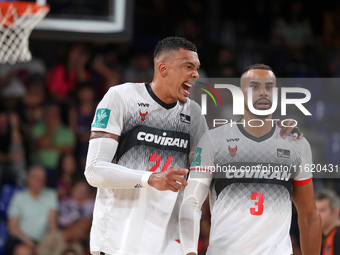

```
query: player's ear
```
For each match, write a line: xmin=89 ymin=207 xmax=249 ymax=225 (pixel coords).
xmin=158 ymin=62 xmax=167 ymax=77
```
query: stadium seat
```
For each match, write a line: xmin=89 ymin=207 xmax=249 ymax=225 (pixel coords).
xmin=0 ymin=220 xmax=7 ymax=255
xmin=0 ymin=185 xmax=23 ymax=221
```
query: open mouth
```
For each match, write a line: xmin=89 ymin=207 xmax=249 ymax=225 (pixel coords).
xmin=182 ymin=82 xmax=192 ymax=96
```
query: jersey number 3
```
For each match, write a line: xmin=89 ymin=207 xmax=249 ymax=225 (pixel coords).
xmin=149 ymin=154 xmax=174 ymax=172
xmin=250 ymin=192 xmax=264 ymax=215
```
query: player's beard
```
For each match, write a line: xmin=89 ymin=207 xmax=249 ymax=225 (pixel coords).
xmin=245 ymin=97 xmax=272 ymax=119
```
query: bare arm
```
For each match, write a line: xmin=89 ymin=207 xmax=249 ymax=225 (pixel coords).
xmin=292 ymin=182 xmax=321 ymax=255
xmin=8 ymin=217 xmax=35 ymax=247
xmin=48 ymin=210 xmax=57 ymax=231
xmin=90 ymin=131 xmax=119 ymax=141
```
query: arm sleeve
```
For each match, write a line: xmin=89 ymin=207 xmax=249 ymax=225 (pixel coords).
xmin=84 ymin=138 xmax=152 ymax=189
xmin=179 ymin=130 xmax=214 ymax=254
xmin=179 ymin=178 xmax=211 ymax=254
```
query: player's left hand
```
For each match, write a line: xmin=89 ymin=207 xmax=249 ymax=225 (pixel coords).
xmin=277 ymin=119 xmax=303 ymax=141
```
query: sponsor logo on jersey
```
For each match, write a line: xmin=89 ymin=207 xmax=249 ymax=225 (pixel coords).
xmin=224 ymin=168 xmax=291 ymax=181
xmin=228 ymin=146 xmax=237 ymax=157
xmin=134 ymin=184 xmax=142 ymax=188
xmin=140 ymin=111 xmax=148 ymax=121
xmin=192 ymin=147 xmax=202 ymax=166
xmin=92 ymin=108 xmax=111 ymax=128
xmin=226 ymin=138 xmax=239 ymax=142
xmin=180 ymin=113 xmax=191 ymax=124
xmin=277 ymin=149 xmax=290 ymax=159
xmin=137 ymin=131 xmax=188 ymax=148
xmin=116 ymin=126 xmax=190 ymax=161
xmin=138 ymin=102 xmax=150 ymax=107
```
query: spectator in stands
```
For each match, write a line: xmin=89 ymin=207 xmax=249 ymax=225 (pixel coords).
xmin=31 ymin=102 xmax=75 ymax=187
xmin=5 ymin=166 xmax=58 ymax=254
xmin=0 ymin=106 xmax=26 ymax=186
xmin=91 ymin=47 xmax=122 ymax=95
xmin=272 ymin=1 xmax=316 ymax=76
xmin=46 ymin=43 xmax=92 ymax=102
xmin=123 ymin=50 xmax=154 ymax=83
xmin=36 ymin=218 xmax=90 ymax=255
xmin=56 ymin=153 xmax=78 ymax=201
xmin=272 ymin=1 xmax=313 ymax=51
xmin=19 ymin=74 xmax=47 ymax=127
xmin=315 ymin=189 xmax=340 ymax=255
xmin=58 ymin=178 xmax=94 ymax=228
xmin=68 ymin=84 xmax=96 ymax=170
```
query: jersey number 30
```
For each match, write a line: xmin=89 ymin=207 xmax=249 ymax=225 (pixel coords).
xmin=250 ymin=192 xmax=264 ymax=215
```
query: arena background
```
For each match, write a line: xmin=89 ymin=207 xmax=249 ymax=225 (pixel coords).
xmin=0 ymin=0 xmax=340 ymax=254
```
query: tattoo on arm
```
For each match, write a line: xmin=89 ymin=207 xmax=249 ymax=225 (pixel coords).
xmin=90 ymin=132 xmax=120 ymax=142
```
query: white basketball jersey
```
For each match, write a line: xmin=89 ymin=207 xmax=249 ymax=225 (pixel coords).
xmin=190 ymin=123 xmax=312 ymax=255
xmin=90 ymin=82 xmax=207 ymax=255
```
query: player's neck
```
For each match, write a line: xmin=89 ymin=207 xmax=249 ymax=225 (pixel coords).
xmin=242 ymin=113 xmax=273 ymax=138
xmin=149 ymin=81 xmax=177 ymax=105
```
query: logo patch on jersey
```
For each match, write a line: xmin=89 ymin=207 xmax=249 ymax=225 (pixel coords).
xmin=138 ymin=102 xmax=149 ymax=107
xmin=277 ymin=149 xmax=290 ymax=158
xmin=192 ymin=147 xmax=202 ymax=166
xmin=92 ymin=108 xmax=110 ymax=128
xmin=180 ymin=113 xmax=191 ymax=124
xmin=140 ymin=111 xmax=148 ymax=121
xmin=226 ymin=138 xmax=239 ymax=142
xmin=228 ymin=146 xmax=237 ymax=157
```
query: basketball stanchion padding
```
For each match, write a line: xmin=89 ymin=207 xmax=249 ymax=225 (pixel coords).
xmin=0 ymin=1 xmax=49 ymax=64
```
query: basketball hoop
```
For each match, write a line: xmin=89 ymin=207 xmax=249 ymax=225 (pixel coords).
xmin=0 ymin=2 xmax=49 ymax=64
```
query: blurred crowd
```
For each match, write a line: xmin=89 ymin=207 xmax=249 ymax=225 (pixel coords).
xmin=0 ymin=0 xmax=340 ymax=254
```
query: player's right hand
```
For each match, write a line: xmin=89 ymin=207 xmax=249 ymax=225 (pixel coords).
xmin=148 ymin=168 xmax=189 ymax=192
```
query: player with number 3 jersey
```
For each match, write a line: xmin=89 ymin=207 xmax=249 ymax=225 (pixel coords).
xmin=179 ymin=64 xmax=321 ymax=255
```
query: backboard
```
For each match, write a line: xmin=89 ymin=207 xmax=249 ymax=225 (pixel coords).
xmin=29 ymin=0 xmax=133 ymax=41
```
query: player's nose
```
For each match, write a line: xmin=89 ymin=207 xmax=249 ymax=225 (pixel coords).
xmin=192 ymin=69 xmax=199 ymax=79
xmin=259 ymin=86 xmax=268 ymax=97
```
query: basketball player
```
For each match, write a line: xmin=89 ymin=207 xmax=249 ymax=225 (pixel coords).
xmin=84 ymin=37 xmax=208 ymax=255
xmin=179 ymin=64 xmax=321 ymax=255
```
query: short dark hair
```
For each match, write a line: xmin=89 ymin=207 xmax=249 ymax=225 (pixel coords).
xmin=154 ymin=36 xmax=197 ymax=58
xmin=315 ymin=189 xmax=340 ymax=211
xmin=242 ymin=63 xmax=273 ymax=76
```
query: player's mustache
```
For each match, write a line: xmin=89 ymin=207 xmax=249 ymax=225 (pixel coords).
xmin=253 ymin=97 xmax=272 ymax=107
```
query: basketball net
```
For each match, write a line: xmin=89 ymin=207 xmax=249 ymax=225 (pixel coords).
xmin=0 ymin=2 xmax=49 ymax=64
